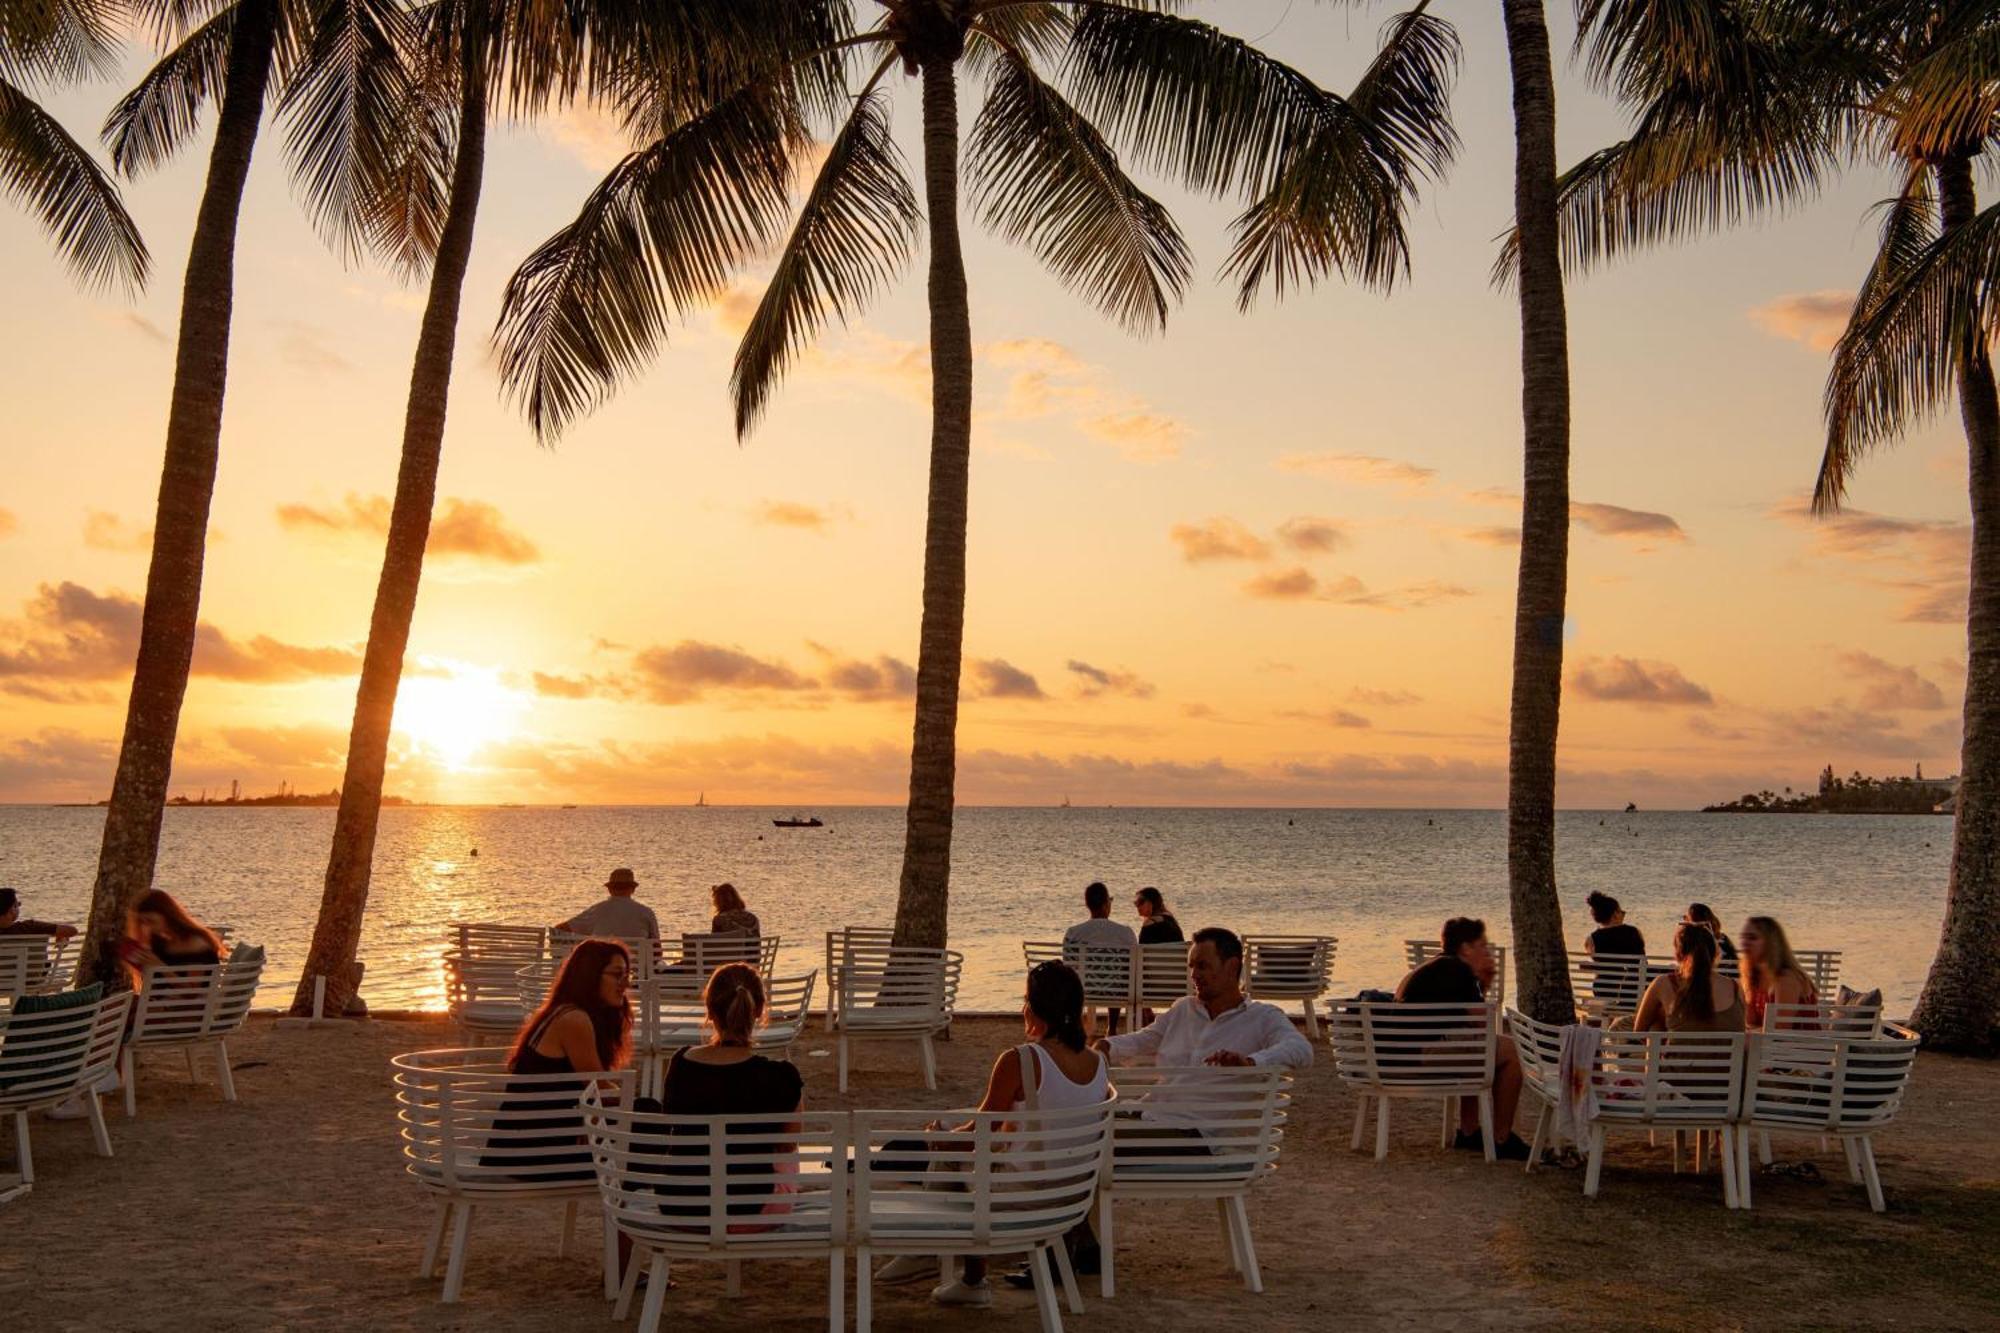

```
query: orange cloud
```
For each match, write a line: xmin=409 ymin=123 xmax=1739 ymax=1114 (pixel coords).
xmin=753 ymin=500 xmax=845 ymax=533
xmin=631 ymin=641 xmax=815 ymax=704
xmin=1171 ymin=518 xmax=1271 ymax=563
xmin=1065 ymin=660 xmax=1155 ymax=699
xmin=277 ymin=494 xmax=539 ymax=564
xmin=1276 ymin=453 xmax=1435 ymax=488
xmin=1244 ymin=566 xmax=1319 ymax=600
xmin=1569 ymin=501 xmax=1687 ymax=543
xmin=1570 ymin=656 xmax=1714 ymax=707
xmin=0 ymin=508 xmax=16 ymax=539
xmin=1748 ymin=289 xmax=1853 ymax=352
xmin=969 ymin=658 xmax=1045 ymax=700
xmin=1277 ymin=516 xmax=1347 ymax=553
xmin=1838 ymin=651 xmax=1947 ymax=711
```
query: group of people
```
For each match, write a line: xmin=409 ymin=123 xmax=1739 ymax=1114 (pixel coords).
xmin=554 ymin=869 xmax=762 ymax=943
xmin=1580 ymin=890 xmax=1823 ymax=1029
xmin=503 ymin=914 xmax=1311 ymax=1310
xmin=1059 ymin=881 xmax=1186 ymax=949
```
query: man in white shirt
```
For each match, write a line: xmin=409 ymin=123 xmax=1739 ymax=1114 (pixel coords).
xmin=1063 ymin=881 xmax=1137 ymax=1034
xmin=1095 ymin=926 xmax=1314 ymax=1070
xmin=1062 ymin=882 xmax=1138 ymax=949
xmin=557 ymin=867 xmax=660 ymax=940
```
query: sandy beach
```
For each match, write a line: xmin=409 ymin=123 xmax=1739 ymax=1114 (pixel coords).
xmin=5 ymin=1012 xmax=1997 ymax=1331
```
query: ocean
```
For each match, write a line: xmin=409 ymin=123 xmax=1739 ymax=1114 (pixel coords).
xmin=0 ymin=805 xmax=1953 ymax=1013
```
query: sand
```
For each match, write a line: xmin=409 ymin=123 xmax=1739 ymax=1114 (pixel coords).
xmin=4 ymin=1013 xmax=1998 ymax=1331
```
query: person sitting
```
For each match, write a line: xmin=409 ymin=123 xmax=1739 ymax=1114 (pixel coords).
xmin=119 ymin=889 xmax=224 ymax=975
xmin=1133 ymin=886 xmax=1183 ymax=943
xmin=1635 ymin=924 xmax=1744 ymax=1033
xmin=708 ymin=883 xmax=761 ymax=937
xmin=1684 ymin=903 xmax=1737 ymax=962
xmin=1740 ymin=915 xmax=1817 ymax=1029
xmin=1583 ymin=891 xmax=1645 ymax=955
xmin=1096 ymin=927 xmax=1311 ymax=1070
xmin=877 ymin=960 xmax=1108 ymax=1305
xmin=1394 ymin=917 xmax=1529 ymax=1162
xmin=0 ymin=887 xmax=77 ymax=940
xmin=1063 ymin=881 xmax=1136 ymax=1036
xmin=556 ymin=867 xmax=659 ymax=941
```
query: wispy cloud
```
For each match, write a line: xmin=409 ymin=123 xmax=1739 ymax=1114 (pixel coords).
xmin=752 ymin=500 xmax=848 ymax=534
xmin=1276 ymin=452 xmax=1436 ymax=488
xmin=1065 ymin=659 xmax=1155 ymax=699
xmin=1769 ymin=496 xmax=1967 ymax=623
xmin=1748 ymin=289 xmax=1853 ymax=352
xmin=1277 ymin=516 xmax=1347 ymax=554
xmin=969 ymin=657 xmax=1045 ymax=700
xmin=1569 ymin=656 xmax=1714 ymax=707
xmin=1170 ymin=517 xmax=1271 ymax=563
xmin=1837 ymin=651 xmax=1948 ymax=711
xmin=278 ymin=494 xmax=540 ymax=564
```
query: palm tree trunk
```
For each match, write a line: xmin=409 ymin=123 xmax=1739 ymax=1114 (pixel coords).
xmin=1911 ymin=152 xmax=2000 ymax=1053
xmin=1501 ymin=0 xmax=1576 ymax=1025
xmin=288 ymin=27 xmax=491 ymax=1016
xmin=78 ymin=0 xmax=278 ymax=989
xmin=892 ymin=56 xmax=973 ymax=951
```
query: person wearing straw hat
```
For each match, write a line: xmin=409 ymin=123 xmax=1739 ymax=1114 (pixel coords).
xmin=557 ymin=868 xmax=660 ymax=940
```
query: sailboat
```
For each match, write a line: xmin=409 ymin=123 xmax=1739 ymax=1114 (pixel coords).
xmin=1059 ymin=795 xmax=1071 ymax=809
xmin=694 ymin=792 xmax=708 ymax=808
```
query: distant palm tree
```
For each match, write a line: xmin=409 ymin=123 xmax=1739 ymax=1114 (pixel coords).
xmin=0 ymin=0 xmax=148 ymax=288
xmin=76 ymin=0 xmax=405 ymax=988
xmin=493 ymin=0 xmax=1457 ymax=948
xmin=288 ymin=1 xmax=837 ymax=1016
xmin=1555 ymin=0 xmax=2000 ymax=1050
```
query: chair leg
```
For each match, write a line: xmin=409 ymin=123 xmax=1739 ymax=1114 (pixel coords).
xmin=1030 ymin=1244 xmax=1063 ymax=1333
xmin=85 ymin=1090 xmax=113 ymax=1158
xmin=1860 ymin=1137 xmax=1886 ymax=1213
xmin=420 ymin=1200 xmax=451 ymax=1278
xmin=1098 ymin=1193 xmax=1116 ymax=1299
xmin=828 ymin=1249 xmax=845 ymax=1333
xmin=1375 ymin=1095 xmax=1391 ymax=1161
xmin=1758 ymin=1129 xmax=1773 ymax=1166
xmin=726 ymin=1259 xmax=742 ymax=1297
xmin=122 ymin=1049 xmax=136 ymax=1119
xmin=1737 ymin=1127 xmax=1753 ymax=1209
xmin=1440 ymin=1097 xmax=1454 ymax=1148
xmin=1584 ymin=1125 xmax=1606 ymax=1198
xmin=1526 ymin=1103 xmax=1549 ymax=1175
xmin=838 ymin=1034 xmax=850 ymax=1094
xmin=1225 ymin=1195 xmax=1263 ymax=1294
xmin=441 ymin=1202 xmax=474 ymax=1303
xmin=215 ymin=1040 xmax=236 ymax=1102
xmin=1672 ymin=1130 xmax=1683 ymax=1175
xmin=12 ymin=1111 xmax=31 ymax=1184
xmin=559 ymin=1200 xmax=576 ymax=1259
xmin=1302 ymin=999 xmax=1319 ymax=1040
xmin=614 ymin=1243 xmax=643 ymax=1319
xmin=1720 ymin=1127 xmax=1740 ymax=1210
xmin=918 ymin=1034 xmax=938 ymax=1091
xmin=1051 ymin=1234 xmax=1084 ymax=1314
xmin=1215 ymin=1198 xmax=1242 ymax=1271
xmin=1351 ymin=1095 xmax=1369 ymax=1152
xmin=856 ymin=1245 xmax=873 ymax=1333
xmin=637 ymin=1252 xmax=670 ymax=1333
xmin=602 ymin=1206 xmax=620 ymax=1300
xmin=1696 ymin=1130 xmax=1707 ymax=1176
xmin=1477 ymin=1092 xmax=1496 ymax=1163
xmin=185 ymin=1048 xmax=199 ymax=1084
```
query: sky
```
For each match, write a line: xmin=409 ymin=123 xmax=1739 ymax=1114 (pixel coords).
xmin=0 ymin=2 xmax=1975 ymax=809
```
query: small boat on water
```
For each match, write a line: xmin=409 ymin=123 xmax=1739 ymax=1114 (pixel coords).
xmin=772 ymin=816 xmax=824 ymax=828
xmin=695 ymin=792 xmax=708 ymax=807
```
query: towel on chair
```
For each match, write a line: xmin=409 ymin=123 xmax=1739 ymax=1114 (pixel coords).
xmin=1554 ymin=1024 xmax=1602 ymax=1148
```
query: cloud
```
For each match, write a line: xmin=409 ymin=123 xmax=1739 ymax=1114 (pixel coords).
xmin=1748 ymin=289 xmax=1853 ymax=352
xmin=1569 ymin=501 xmax=1688 ymax=544
xmin=1277 ymin=516 xmax=1348 ymax=554
xmin=0 ymin=508 xmax=16 ymax=538
xmin=1243 ymin=568 xmax=1471 ymax=609
xmin=1171 ymin=517 xmax=1271 ymax=564
xmin=1244 ymin=566 xmax=1320 ymax=600
xmin=277 ymin=494 xmax=539 ymax=564
xmin=274 ymin=321 xmax=354 ymax=376
xmin=82 ymin=511 xmax=152 ymax=551
xmin=1837 ymin=651 xmax=1947 ymax=711
xmin=1350 ymin=686 xmax=1422 ymax=706
xmin=531 ymin=671 xmax=629 ymax=701
xmin=1769 ymin=497 xmax=1968 ymax=623
xmin=1276 ymin=453 xmax=1436 ymax=488
xmin=630 ymin=641 xmax=815 ymax=704
xmin=969 ymin=658 xmax=1045 ymax=700
xmin=96 ymin=308 xmax=168 ymax=344
xmin=1065 ymin=660 xmax=1155 ymax=699
xmin=541 ymin=101 xmax=638 ymax=171
xmin=807 ymin=643 xmax=916 ymax=701
xmin=1461 ymin=525 xmax=1522 ymax=548
xmin=1277 ymin=708 xmax=1372 ymax=728
xmin=1081 ymin=411 xmax=1185 ymax=463
xmin=981 ymin=338 xmax=1185 ymax=462
xmin=1569 ymin=656 xmax=1714 ymax=707
xmin=215 ymin=724 xmax=347 ymax=768
xmin=753 ymin=500 xmax=846 ymax=534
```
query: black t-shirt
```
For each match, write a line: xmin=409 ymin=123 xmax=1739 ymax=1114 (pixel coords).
xmin=1587 ymin=923 xmax=1647 ymax=955
xmin=1139 ymin=915 xmax=1184 ymax=944
xmin=1396 ymin=954 xmax=1484 ymax=1003
xmin=654 ymin=1050 xmax=805 ymax=1217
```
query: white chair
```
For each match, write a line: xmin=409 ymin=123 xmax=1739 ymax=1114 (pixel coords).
xmin=671 ymin=932 xmax=781 ymax=979
xmin=1243 ymin=935 xmax=1336 ymax=1037
xmin=1763 ymin=1001 xmax=1882 ymax=1036
xmin=1739 ymin=1023 xmax=1918 ymax=1212
xmin=1096 ymin=1065 xmax=1290 ymax=1298
xmin=1577 ymin=1029 xmax=1745 ymax=1207
xmin=444 ymin=952 xmax=530 ymax=1046
xmin=0 ymin=935 xmax=74 ymax=999
xmin=0 ymin=989 xmax=131 ymax=1182
xmin=1023 ymin=940 xmax=1135 ymax=1022
xmin=1565 ymin=951 xmax=1648 ymax=1021
xmin=1131 ymin=941 xmax=1191 ymax=1017
xmin=852 ymin=1099 xmax=1114 ymax=1333
xmin=1793 ymin=949 xmax=1843 ymax=996
xmin=584 ymin=1090 xmax=849 ymax=1332
xmin=834 ymin=943 xmax=961 ymax=1092
xmin=1505 ymin=1008 xmax=1568 ymax=1172
xmin=1402 ymin=939 xmax=1508 ymax=1006
xmin=1329 ymin=1000 xmax=1498 ymax=1161
xmin=824 ymin=927 xmax=896 ymax=1031
xmin=450 ymin=922 xmax=547 ymax=962
xmin=122 ymin=948 xmax=264 ymax=1117
xmin=632 ymin=971 xmax=818 ymax=1096
xmin=390 ymin=1048 xmax=635 ymax=1302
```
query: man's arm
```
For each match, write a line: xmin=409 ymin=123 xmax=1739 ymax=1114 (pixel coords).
xmin=1102 ymin=1002 xmax=1174 ymax=1062
xmin=1245 ymin=1006 xmax=1314 ymax=1069
xmin=0 ymin=918 xmax=75 ymax=939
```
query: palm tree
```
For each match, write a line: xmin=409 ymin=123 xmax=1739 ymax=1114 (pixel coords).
xmin=493 ymin=1 xmax=1457 ymax=948
xmin=286 ymin=0 xmax=836 ymax=1016
xmin=1555 ymin=1 xmax=2000 ymax=1050
xmin=0 ymin=0 xmax=148 ymax=288
xmin=76 ymin=0 xmax=405 ymax=988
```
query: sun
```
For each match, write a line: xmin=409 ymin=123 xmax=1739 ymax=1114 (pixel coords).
xmin=395 ymin=666 xmax=522 ymax=770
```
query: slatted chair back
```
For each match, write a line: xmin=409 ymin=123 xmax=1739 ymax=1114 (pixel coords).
xmin=550 ymin=931 xmax=664 ymax=970
xmin=0 ymin=989 xmax=130 ymax=1110
xmin=1586 ymin=1029 xmax=1744 ymax=1127
xmin=1022 ymin=940 xmax=1135 ymax=1012
xmin=129 ymin=951 xmax=263 ymax=1048
xmin=1739 ymin=1023 xmax=1917 ymax=1212
xmin=674 ymin=932 xmax=781 ymax=978
xmin=450 ymin=922 xmax=547 ymax=962
xmin=1243 ymin=935 xmax=1336 ymax=1035
xmin=1504 ymin=1008 xmax=1569 ymax=1167
xmin=852 ymin=1099 xmax=1115 ymax=1330
xmin=0 ymin=936 xmax=74 ymax=999
xmin=835 ymin=943 xmax=960 ymax=1031
xmin=1793 ymin=949 xmax=1842 ymax=995
xmin=1566 ymin=951 xmax=1650 ymax=1018
xmin=446 ymin=952 xmax=534 ymax=1044
xmin=1132 ymin=941 xmax=1192 ymax=1009
xmin=630 ymin=971 xmax=819 ymax=1091
xmin=1402 ymin=940 xmax=1509 ymax=1006
xmin=824 ymin=926 xmax=895 ymax=1029
xmin=1762 ymin=1001 xmax=1882 ymax=1036
xmin=1329 ymin=1001 xmax=1497 ymax=1095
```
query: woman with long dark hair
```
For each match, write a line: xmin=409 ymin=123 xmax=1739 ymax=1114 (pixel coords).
xmin=1635 ymin=923 xmax=1743 ymax=1033
xmin=120 ymin=888 xmax=224 ymax=979
xmin=509 ymin=937 xmax=633 ymax=1076
xmin=1582 ymin=891 xmax=1645 ymax=955
xmin=1133 ymin=887 xmax=1182 ymax=944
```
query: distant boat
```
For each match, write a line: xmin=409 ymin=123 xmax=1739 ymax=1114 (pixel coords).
xmin=695 ymin=792 xmax=708 ymax=808
xmin=1059 ymin=795 xmax=1071 ymax=809
xmin=561 ymin=803 xmax=576 ymax=810
xmin=1624 ymin=802 xmax=1638 ymax=813
xmin=498 ymin=802 xmax=525 ymax=809
xmin=772 ymin=816 xmax=824 ymax=828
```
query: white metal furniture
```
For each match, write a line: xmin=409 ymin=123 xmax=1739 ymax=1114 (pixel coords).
xmin=1793 ymin=949 xmax=1843 ymax=996
xmin=1329 ymin=1000 xmax=1499 ymax=1161
xmin=852 ymin=1099 xmax=1115 ymax=1333
xmin=1022 ymin=940 xmax=1136 ymax=1018
xmin=1739 ymin=1023 xmax=1918 ymax=1212
xmin=1578 ymin=1029 xmax=1745 ymax=1207
xmin=391 ymin=1048 xmax=635 ymax=1303
xmin=444 ymin=953 xmax=531 ymax=1046
xmin=1096 ymin=1065 xmax=1290 ymax=1297
xmin=1505 ymin=1008 xmax=1568 ymax=1172
xmin=833 ymin=943 xmax=961 ymax=1092
xmin=0 ymin=989 xmax=131 ymax=1182
xmin=1402 ymin=940 xmax=1509 ymax=1007
xmin=584 ymin=1090 xmax=849 ymax=1332
xmin=0 ymin=935 xmax=74 ymax=999
xmin=122 ymin=949 xmax=264 ymax=1117
xmin=450 ymin=922 xmax=547 ymax=962
xmin=1567 ymin=951 xmax=1748 ymax=1022
xmin=1131 ymin=941 xmax=1191 ymax=1015
xmin=824 ymin=927 xmax=896 ymax=1031
xmin=668 ymin=932 xmax=781 ymax=980
xmin=1762 ymin=1001 xmax=1882 ymax=1036
xmin=632 ymin=971 xmax=818 ymax=1096
xmin=1243 ymin=935 xmax=1337 ymax=1037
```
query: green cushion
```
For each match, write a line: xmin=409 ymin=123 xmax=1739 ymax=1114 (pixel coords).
xmin=0 ymin=982 xmax=104 ymax=1091
xmin=12 ymin=981 xmax=103 ymax=1016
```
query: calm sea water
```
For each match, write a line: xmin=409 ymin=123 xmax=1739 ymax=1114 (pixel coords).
xmin=0 ymin=806 xmax=1953 ymax=1013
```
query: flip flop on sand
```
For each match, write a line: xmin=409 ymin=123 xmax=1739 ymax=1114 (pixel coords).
xmin=1768 ymin=1160 xmax=1823 ymax=1183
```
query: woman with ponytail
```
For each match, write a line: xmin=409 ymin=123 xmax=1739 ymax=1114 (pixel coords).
xmin=1635 ymin=923 xmax=1744 ymax=1033
xmin=656 ymin=962 xmax=804 ymax=1116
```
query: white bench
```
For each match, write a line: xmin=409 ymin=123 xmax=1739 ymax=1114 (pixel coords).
xmin=1329 ymin=1000 xmax=1498 ymax=1160
xmin=0 ymin=988 xmax=131 ymax=1182
xmin=834 ymin=943 xmax=961 ymax=1092
xmin=123 ymin=949 xmax=264 ymax=1116
xmin=1740 ymin=1023 xmax=1918 ymax=1212
xmin=1578 ymin=1029 xmax=1745 ymax=1208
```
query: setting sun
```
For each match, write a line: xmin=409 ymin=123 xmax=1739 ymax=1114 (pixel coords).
xmin=394 ymin=667 xmax=522 ymax=770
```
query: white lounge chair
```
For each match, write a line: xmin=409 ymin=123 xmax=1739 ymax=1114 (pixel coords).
xmin=852 ymin=1099 xmax=1114 ymax=1333
xmin=0 ymin=935 xmax=74 ymax=1000
xmin=444 ymin=953 xmax=529 ymax=1046
xmin=1022 ymin=940 xmax=1136 ymax=1022
xmin=0 ymin=988 xmax=131 ymax=1182
xmin=632 ymin=971 xmax=818 ymax=1096
xmin=1131 ymin=941 xmax=1192 ymax=1017
xmin=1402 ymin=939 xmax=1508 ymax=1006
xmin=584 ymin=1090 xmax=850 ymax=1332
xmin=1096 ymin=1065 xmax=1290 ymax=1297
xmin=1739 ymin=1023 xmax=1918 ymax=1212
xmin=1505 ymin=1008 xmax=1568 ymax=1171
xmin=1578 ymin=1029 xmax=1745 ymax=1207
xmin=122 ymin=947 xmax=264 ymax=1117
xmin=390 ymin=1049 xmax=635 ymax=1303
xmin=834 ymin=943 xmax=961 ymax=1092
xmin=824 ymin=927 xmax=896 ymax=1031
xmin=449 ymin=922 xmax=548 ymax=962
xmin=1329 ymin=1000 xmax=1499 ymax=1160
xmin=1243 ymin=935 xmax=1337 ymax=1037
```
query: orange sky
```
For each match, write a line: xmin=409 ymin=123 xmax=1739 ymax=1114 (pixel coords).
xmin=0 ymin=3 xmax=1973 ymax=808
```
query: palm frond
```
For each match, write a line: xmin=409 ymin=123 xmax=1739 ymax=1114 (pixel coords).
xmin=1882 ymin=17 xmax=2000 ymax=163
xmin=363 ymin=0 xmax=455 ymax=275
xmin=0 ymin=0 xmax=122 ymax=86
xmin=494 ymin=84 xmax=804 ymax=440
xmin=970 ymin=45 xmax=1189 ymax=333
xmin=964 ymin=1 xmax=1070 ymax=73
xmin=278 ymin=0 xmax=414 ymax=262
xmin=732 ymin=77 xmax=917 ymax=436
xmin=102 ymin=3 xmax=236 ymax=175
xmin=0 ymin=73 xmax=149 ymax=289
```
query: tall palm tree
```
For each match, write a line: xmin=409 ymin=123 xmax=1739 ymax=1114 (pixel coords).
xmin=0 ymin=0 xmax=149 ymax=288
xmin=287 ymin=0 xmax=839 ymax=1016
xmin=76 ymin=0 xmax=404 ymax=988
xmin=1554 ymin=0 xmax=2000 ymax=1050
xmin=493 ymin=0 xmax=1457 ymax=948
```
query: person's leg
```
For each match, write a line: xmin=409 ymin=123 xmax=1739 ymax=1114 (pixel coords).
xmin=1457 ymin=1092 xmax=1479 ymax=1135
xmin=1493 ymin=1042 xmax=1523 ymax=1139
